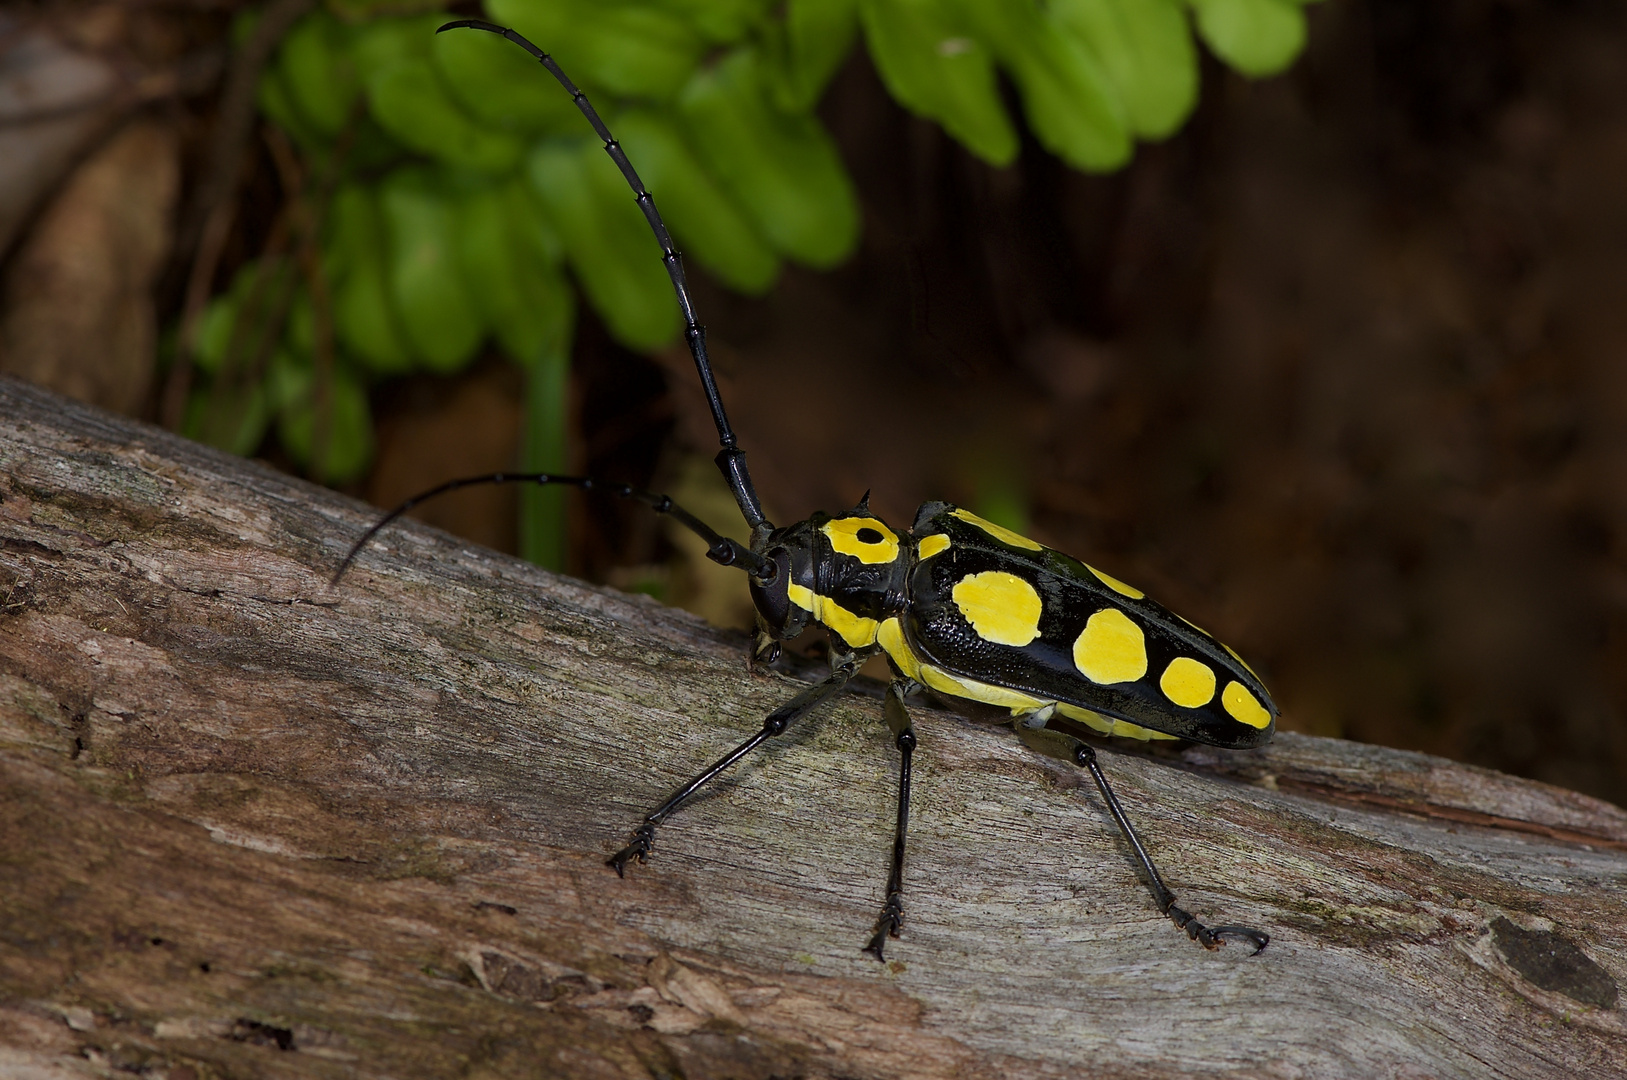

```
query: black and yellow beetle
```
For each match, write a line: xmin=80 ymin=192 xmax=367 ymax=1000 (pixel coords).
xmin=336 ymin=18 xmax=1278 ymax=960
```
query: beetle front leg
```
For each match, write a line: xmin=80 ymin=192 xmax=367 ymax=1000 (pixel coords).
xmin=608 ymin=651 xmax=863 ymax=875
xmin=864 ymin=678 xmax=919 ymax=961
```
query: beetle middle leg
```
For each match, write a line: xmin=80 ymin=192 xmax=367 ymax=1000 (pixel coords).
xmin=864 ymin=678 xmax=920 ymax=961
xmin=608 ymin=647 xmax=870 ymax=875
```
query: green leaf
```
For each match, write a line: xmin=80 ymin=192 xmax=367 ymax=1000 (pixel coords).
xmin=617 ymin=109 xmax=779 ymax=294
xmin=182 ymin=381 xmax=271 ymax=458
xmin=653 ymin=0 xmax=775 ymax=44
xmin=457 ymin=179 xmax=576 ymax=363
xmin=528 ymin=137 xmax=680 ymax=350
xmin=432 ymin=19 xmax=581 ymax=136
xmin=379 ymin=168 xmax=487 ymax=372
xmin=1188 ymin=0 xmax=1307 ymax=78
xmin=273 ymin=357 xmax=376 ymax=485
xmin=327 ymin=185 xmax=416 ymax=375
xmin=277 ymin=10 xmax=361 ymax=138
xmin=256 ymin=62 xmax=327 ymax=151
xmin=486 ymin=0 xmax=705 ymax=101
xmin=519 ymin=347 xmax=571 ymax=571
xmin=366 ymin=57 xmax=525 ymax=173
xmin=1052 ymin=0 xmax=1197 ymax=139
xmin=193 ymin=260 xmax=294 ymax=376
xmin=859 ymin=0 xmax=1015 ymax=166
xmin=958 ymin=0 xmax=1130 ymax=172
xmin=769 ymin=0 xmax=860 ymax=112
xmin=677 ymin=48 xmax=859 ymax=268
xmin=193 ymin=292 xmax=241 ymax=376
xmin=350 ymin=13 xmax=445 ymax=85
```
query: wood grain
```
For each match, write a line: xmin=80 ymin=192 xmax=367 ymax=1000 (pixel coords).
xmin=1 ymin=376 xmax=1623 ymax=1078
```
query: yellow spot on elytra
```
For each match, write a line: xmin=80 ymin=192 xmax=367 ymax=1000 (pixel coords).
xmin=1087 ymin=564 xmax=1144 ymax=600
xmin=877 ymin=618 xmax=923 ymax=682
xmin=951 ymin=508 xmax=1043 ymax=551
xmin=916 ymin=533 xmax=951 ymax=560
xmin=1056 ymin=703 xmax=1179 ymax=741
xmin=1071 ymin=608 xmax=1147 ymax=684
xmin=918 ymin=665 xmax=1046 ymax=713
xmin=786 ymin=583 xmax=878 ymax=647
xmin=823 ymin=516 xmax=900 ymax=565
xmin=951 ymin=571 xmax=1042 ymax=647
xmin=1222 ymin=681 xmax=1272 ymax=729
xmin=1159 ymin=657 xmax=1216 ymax=708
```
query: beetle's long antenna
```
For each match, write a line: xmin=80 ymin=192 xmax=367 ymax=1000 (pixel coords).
xmin=439 ymin=19 xmax=770 ymax=536
xmin=330 ymin=473 xmax=772 ymax=588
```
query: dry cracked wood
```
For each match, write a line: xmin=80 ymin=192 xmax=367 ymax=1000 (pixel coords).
xmin=1 ymin=375 xmax=1624 ymax=1079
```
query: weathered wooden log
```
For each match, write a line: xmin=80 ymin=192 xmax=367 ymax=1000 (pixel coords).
xmin=1 ymin=375 xmax=1623 ymax=1078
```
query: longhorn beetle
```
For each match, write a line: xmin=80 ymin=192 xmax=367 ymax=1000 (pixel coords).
xmin=334 ymin=18 xmax=1278 ymax=960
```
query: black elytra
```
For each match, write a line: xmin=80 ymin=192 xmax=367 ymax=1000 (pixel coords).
xmin=333 ymin=18 xmax=1277 ymax=961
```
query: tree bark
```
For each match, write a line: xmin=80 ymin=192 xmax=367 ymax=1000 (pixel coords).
xmin=1 ymin=375 xmax=1623 ymax=1079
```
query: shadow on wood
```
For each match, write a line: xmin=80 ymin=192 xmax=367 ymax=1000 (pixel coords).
xmin=1 ymin=377 xmax=1623 ymax=1078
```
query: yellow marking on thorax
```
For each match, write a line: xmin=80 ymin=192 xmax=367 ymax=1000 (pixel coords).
xmin=877 ymin=618 xmax=923 ymax=681
xmin=916 ymin=533 xmax=951 ymax=560
xmin=1222 ymin=681 xmax=1272 ymax=729
xmin=1072 ymin=608 xmax=1148 ymax=684
xmin=786 ymin=582 xmax=878 ymax=648
xmin=1086 ymin=564 xmax=1145 ymax=600
xmin=1159 ymin=656 xmax=1216 ymax=708
xmin=823 ymin=516 xmax=900 ymax=564
xmin=950 ymin=508 xmax=1043 ymax=551
xmin=1056 ymin=702 xmax=1179 ymax=741
xmin=951 ymin=571 xmax=1042 ymax=646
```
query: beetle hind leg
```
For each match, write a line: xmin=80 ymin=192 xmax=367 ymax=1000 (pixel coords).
xmin=1069 ymin=739 xmax=1269 ymax=955
xmin=1016 ymin=723 xmax=1269 ymax=955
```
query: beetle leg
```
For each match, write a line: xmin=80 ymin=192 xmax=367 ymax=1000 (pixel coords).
xmin=1070 ymin=741 xmax=1269 ymax=955
xmin=864 ymin=678 xmax=920 ymax=961
xmin=608 ymin=651 xmax=864 ymax=876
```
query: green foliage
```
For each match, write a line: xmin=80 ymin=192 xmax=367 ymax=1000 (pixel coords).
xmin=1188 ymin=0 xmax=1310 ymax=78
xmin=186 ymin=0 xmax=1322 ymax=561
xmin=677 ymin=48 xmax=859 ymax=268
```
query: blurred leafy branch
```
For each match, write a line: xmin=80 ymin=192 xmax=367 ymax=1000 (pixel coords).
xmin=177 ymin=0 xmax=1320 ymax=570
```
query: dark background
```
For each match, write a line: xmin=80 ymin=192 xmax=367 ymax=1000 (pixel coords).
xmin=6 ymin=0 xmax=1626 ymax=806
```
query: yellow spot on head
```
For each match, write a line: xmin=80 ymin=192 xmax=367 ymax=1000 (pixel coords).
xmin=951 ymin=571 xmax=1042 ymax=647
xmin=823 ymin=516 xmax=900 ymax=565
xmin=1159 ymin=657 xmax=1216 ymax=708
xmin=916 ymin=533 xmax=951 ymax=560
xmin=1087 ymin=564 xmax=1144 ymax=600
xmin=785 ymin=583 xmax=878 ymax=648
xmin=822 ymin=600 xmax=879 ymax=648
xmin=951 ymin=508 xmax=1043 ymax=551
xmin=1222 ymin=681 xmax=1272 ymax=729
xmin=1072 ymin=608 xmax=1147 ymax=684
